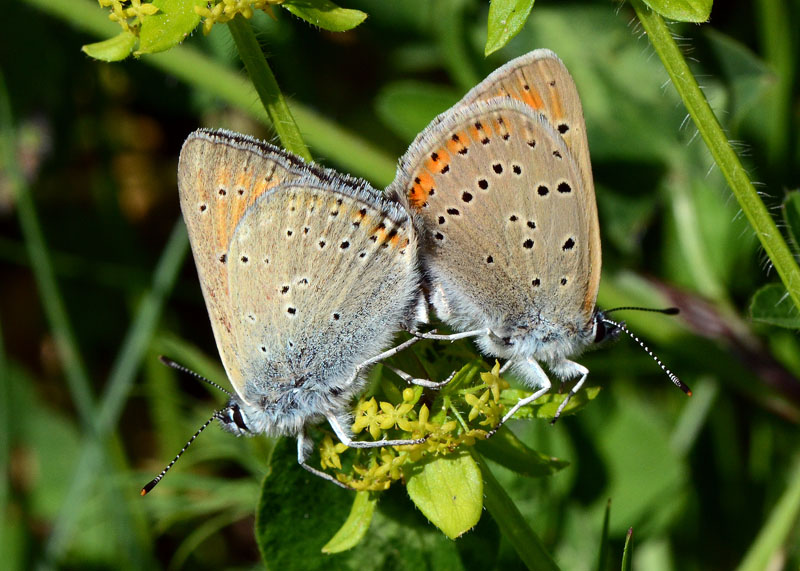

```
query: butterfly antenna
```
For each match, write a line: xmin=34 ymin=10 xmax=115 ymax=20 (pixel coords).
xmin=601 ymin=317 xmax=692 ymax=396
xmin=159 ymin=356 xmax=233 ymax=397
xmin=604 ymin=306 xmax=680 ymax=316
xmin=140 ymin=410 xmax=224 ymax=495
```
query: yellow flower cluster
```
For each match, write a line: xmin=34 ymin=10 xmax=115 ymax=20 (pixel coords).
xmin=319 ymin=363 xmax=510 ymax=491
xmin=97 ymin=0 xmax=284 ymax=36
xmin=98 ymin=0 xmax=158 ymax=34
xmin=195 ymin=0 xmax=285 ymax=34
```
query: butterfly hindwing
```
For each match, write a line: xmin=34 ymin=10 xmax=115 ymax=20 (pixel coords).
xmin=393 ymin=99 xmax=594 ymax=339
xmin=225 ymin=181 xmax=420 ymax=404
xmin=178 ymin=129 xmax=367 ymax=399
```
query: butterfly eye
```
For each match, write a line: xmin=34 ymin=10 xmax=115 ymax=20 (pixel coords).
xmin=594 ymin=320 xmax=608 ymax=343
xmin=594 ymin=319 xmax=622 ymax=344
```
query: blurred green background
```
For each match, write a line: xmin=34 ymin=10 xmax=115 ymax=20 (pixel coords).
xmin=2 ymin=0 xmax=800 ymax=569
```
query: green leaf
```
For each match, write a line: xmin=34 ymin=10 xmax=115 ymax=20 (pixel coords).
xmin=375 ymin=81 xmax=459 ymax=141
xmin=783 ymin=191 xmax=800 ymax=250
xmin=81 ymin=31 xmax=136 ymax=62
xmin=621 ymin=527 xmax=634 ymax=571
xmin=282 ymin=0 xmax=367 ymax=32
xmin=500 ymin=386 xmax=601 ymax=420
xmin=441 ymin=360 xmax=484 ymax=396
xmin=705 ymin=29 xmax=773 ymax=128
xmin=472 ymin=450 xmax=559 ymax=569
xmin=341 ymin=489 xmax=465 ymax=568
xmin=736 ymin=457 xmax=800 ymax=571
xmin=255 ymin=439 xmax=354 ymax=569
xmin=405 ymin=452 xmax=483 ymax=539
xmin=750 ymin=283 xmax=800 ymax=329
xmin=594 ymin=396 xmax=687 ymax=535
xmin=596 ymin=499 xmax=611 ymax=571
xmin=322 ymin=491 xmax=377 ymax=554
xmin=640 ymin=0 xmax=711 ymax=23
xmin=476 ymin=425 xmax=569 ymax=478
xmin=597 ymin=180 xmax=661 ymax=256
xmin=138 ymin=0 xmax=203 ymax=55
xmin=485 ymin=0 xmax=535 ymax=56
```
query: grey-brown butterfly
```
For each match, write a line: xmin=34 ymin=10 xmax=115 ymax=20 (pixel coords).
xmin=389 ymin=49 xmax=689 ymax=431
xmin=143 ymin=129 xmax=431 ymax=492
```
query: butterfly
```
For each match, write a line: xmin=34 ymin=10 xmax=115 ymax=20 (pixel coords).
xmin=144 ymin=128 xmax=431 ymax=492
xmin=388 ymin=49 xmax=688 ymax=430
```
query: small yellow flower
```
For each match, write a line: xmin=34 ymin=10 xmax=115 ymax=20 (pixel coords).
xmin=128 ymin=0 xmax=158 ymax=18
xmin=318 ymin=361 xmax=523 ymax=489
xmin=465 ymin=389 xmax=491 ymax=422
xmin=373 ymin=454 xmax=406 ymax=481
xmin=352 ymin=397 xmax=383 ymax=440
xmin=480 ymin=361 xmax=510 ymax=401
xmin=377 ymin=400 xmax=415 ymax=432
xmin=95 ymin=0 xmax=290 ymax=37
xmin=319 ymin=435 xmax=348 ymax=470
xmin=418 ymin=403 xmax=430 ymax=426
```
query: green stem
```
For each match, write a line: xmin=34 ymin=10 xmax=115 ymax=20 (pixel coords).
xmin=631 ymin=0 xmax=800 ymax=313
xmin=0 ymin=72 xmax=96 ymax=428
xmin=471 ymin=450 xmax=560 ymax=571
xmin=756 ymin=0 xmax=793 ymax=169
xmin=97 ymin=222 xmax=188 ymax=431
xmin=228 ymin=15 xmax=311 ymax=161
xmin=45 ymin=222 xmax=188 ymax=562
xmin=621 ymin=528 xmax=634 ymax=571
xmin=736 ymin=456 xmax=800 ymax=571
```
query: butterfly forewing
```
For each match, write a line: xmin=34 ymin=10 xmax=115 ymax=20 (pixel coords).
xmin=440 ymin=50 xmax=601 ymax=310
xmin=225 ymin=181 xmax=419 ymax=403
xmin=394 ymin=98 xmax=596 ymax=335
xmin=178 ymin=130 xmax=348 ymax=397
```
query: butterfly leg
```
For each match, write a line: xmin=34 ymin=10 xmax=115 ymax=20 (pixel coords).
xmin=486 ymin=357 xmax=552 ymax=438
xmin=415 ymin=328 xmax=491 ymax=342
xmin=296 ymin=431 xmax=352 ymax=489
xmin=384 ymin=365 xmax=457 ymax=389
xmin=550 ymin=360 xmax=589 ymax=424
xmin=499 ymin=360 xmax=513 ymax=374
xmin=354 ymin=329 xmax=457 ymax=389
xmin=353 ymin=335 xmax=423 ymax=374
xmin=326 ymin=414 xmax=427 ymax=449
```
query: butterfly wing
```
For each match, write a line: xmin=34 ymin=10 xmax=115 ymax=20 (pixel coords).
xmin=458 ymin=51 xmax=593 ymax=187
xmin=391 ymin=97 xmax=596 ymax=350
xmin=177 ymin=129 xmax=367 ymax=399
xmin=224 ymin=180 xmax=420 ymax=410
xmin=395 ymin=50 xmax=600 ymax=320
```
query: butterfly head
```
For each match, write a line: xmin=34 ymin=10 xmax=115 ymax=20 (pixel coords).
xmin=591 ymin=310 xmax=623 ymax=346
xmin=217 ymin=398 xmax=253 ymax=436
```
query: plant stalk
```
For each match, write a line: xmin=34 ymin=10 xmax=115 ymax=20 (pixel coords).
xmin=227 ymin=15 xmax=312 ymax=161
xmin=632 ymin=0 xmax=800 ymax=312
xmin=472 ymin=449 xmax=560 ymax=571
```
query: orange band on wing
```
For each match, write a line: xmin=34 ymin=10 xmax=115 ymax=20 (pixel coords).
xmin=425 ymin=149 xmax=451 ymax=174
xmin=518 ymin=87 xmax=544 ymax=111
xmin=446 ymin=131 xmax=470 ymax=155
xmin=546 ymin=85 xmax=564 ymax=121
xmin=408 ymin=171 xmax=435 ymax=210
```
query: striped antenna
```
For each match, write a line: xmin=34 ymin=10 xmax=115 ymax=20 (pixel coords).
xmin=140 ymin=410 xmax=225 ymax=495
xmin=159 ymin=356 xmax=233 ymax=397
xmin=600 ymin=316 xmax=691 ymax=396
xmin=141 ymin=357 xmax=232 ymax=495
xmin=604 ymin=306 xmax=680 ymax=316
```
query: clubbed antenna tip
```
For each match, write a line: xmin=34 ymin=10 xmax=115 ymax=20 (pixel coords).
xmin=602 ymin=316 xmax=692 ymax=397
